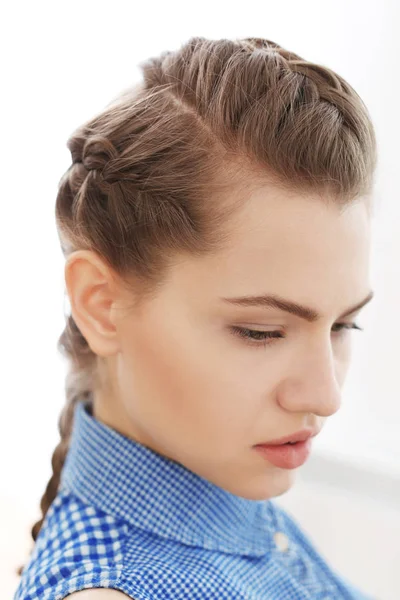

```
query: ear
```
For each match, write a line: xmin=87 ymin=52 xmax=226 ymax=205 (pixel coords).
xmin=64 ymin=250 xmax=122 ymax=357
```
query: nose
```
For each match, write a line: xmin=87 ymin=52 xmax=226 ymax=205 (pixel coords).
xmin=277 ymin=339 xmax=342 ymax=417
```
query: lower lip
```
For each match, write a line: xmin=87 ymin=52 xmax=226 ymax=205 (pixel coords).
xmin=254 ymin=439 xmax=312 ymax=469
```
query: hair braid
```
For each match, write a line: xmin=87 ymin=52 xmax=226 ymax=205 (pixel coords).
xmin=16 ymin=312 xmax=97 ymax=575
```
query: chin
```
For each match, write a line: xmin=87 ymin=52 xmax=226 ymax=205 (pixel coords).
xmin=236 ymin=469 xmax=297 ymax=501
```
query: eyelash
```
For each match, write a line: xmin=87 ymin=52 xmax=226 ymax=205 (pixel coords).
xmin=230 ymin=323 xmax=364 ymax=348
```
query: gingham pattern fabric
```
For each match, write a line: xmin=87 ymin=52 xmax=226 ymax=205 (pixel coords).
xmin=14 ymin=400 xmax=374 ymax=599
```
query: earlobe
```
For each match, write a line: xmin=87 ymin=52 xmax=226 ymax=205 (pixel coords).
xmin=64 ymin=250 xmax=121 ymax=358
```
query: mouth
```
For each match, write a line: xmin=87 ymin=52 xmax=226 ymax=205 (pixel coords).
xmin=254 ymin=439 xmax=312 ymax=469
xmin=256 ymin=428 xmax=320 ymax=446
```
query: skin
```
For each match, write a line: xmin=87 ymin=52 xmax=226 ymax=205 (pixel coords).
xmin=67 ymin=591 xmax=130 ymax=599
xmin=65 ymin=182 xmax=372 ymax=503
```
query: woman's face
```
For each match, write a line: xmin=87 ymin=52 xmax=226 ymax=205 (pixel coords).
xmin=69 ymin=183 xmax=373 ymax=501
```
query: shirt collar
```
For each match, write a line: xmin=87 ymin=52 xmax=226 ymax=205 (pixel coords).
xmin=60 ymin=400 xmax=276 ymax=557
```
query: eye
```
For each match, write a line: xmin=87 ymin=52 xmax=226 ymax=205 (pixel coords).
xmin=229 ymin=326 xmax=284 ymax=348
xmin=331 ymin=322 xmax=364 ymax=334
xmin=230 ymin=322 xmax=363 ymax=348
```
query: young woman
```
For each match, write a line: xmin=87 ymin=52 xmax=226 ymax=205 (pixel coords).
xmin=14 ymin=36 xmax=377 ymax=599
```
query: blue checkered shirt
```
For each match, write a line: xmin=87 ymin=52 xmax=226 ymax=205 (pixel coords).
xmin=14 ymin=400 xmax=375 ymax=599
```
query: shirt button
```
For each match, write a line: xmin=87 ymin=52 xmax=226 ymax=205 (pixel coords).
xmin=274 ymin=531 xmax=289 ymax=552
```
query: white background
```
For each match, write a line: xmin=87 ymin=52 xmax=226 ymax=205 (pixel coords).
xmin=1 ymin=1 xmax=399 ymax=598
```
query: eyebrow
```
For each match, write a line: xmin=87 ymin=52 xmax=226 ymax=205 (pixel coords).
xmin=220 ymin=290 xmax=374 ymax=323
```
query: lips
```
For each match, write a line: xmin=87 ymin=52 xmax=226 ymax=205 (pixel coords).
xmin=256 ymin=428 xmax=320 ymax=446
xmin=255 ymin=439 xmax=312 ymax=469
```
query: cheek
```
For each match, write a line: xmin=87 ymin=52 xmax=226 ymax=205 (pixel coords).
xmin=118 ymin=318 xmax=261 ymax=446
xmin=335 ymin=340 xmax=353 ymax=384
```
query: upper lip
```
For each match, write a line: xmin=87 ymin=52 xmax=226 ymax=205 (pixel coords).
xmin=256 ymin=429 xmax=320 ymax=446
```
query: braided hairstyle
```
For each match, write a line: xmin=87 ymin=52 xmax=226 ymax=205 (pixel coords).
xmin=17 ymin=35 xmax=377 ymax=576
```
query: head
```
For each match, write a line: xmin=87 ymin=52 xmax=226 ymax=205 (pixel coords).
xmin=20 ymin=36 xmax=377 ymax=573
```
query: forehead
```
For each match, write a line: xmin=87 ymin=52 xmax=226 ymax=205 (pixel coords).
xmin=170 ymin=186 xmax=371 ymax=315
xmin=224 ymin=187 xmax=370 ymax=259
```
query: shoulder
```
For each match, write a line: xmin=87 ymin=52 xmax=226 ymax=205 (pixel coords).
xmin=14 ymin=487 xmax=131 ymax=600
xmin=35 ymin=485 xmax=130 ymax=558
xmin=66 ymin=590 xmax=134 ymax=598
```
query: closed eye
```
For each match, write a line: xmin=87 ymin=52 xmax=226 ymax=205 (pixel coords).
xmin=230 ymin=322 xmax=363 ymax=348
xmin=331 ymin=322 xmax=363 ymax=333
